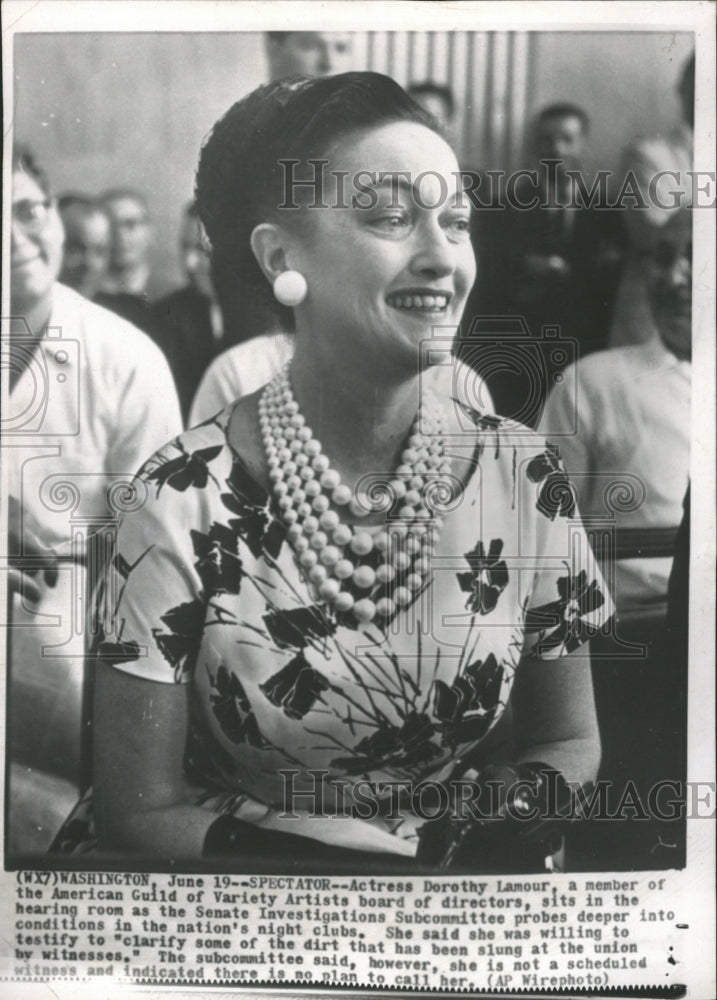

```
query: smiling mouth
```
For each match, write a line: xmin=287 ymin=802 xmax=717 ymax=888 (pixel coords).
xmin=386 ymin=291 xmax=452 ymax=312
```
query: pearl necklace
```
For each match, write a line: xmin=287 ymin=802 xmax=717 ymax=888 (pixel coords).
xmin=259 ymin=366 xmax=452 ymax=626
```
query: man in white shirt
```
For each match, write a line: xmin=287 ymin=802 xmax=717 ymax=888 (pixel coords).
xmin=541 ymin=208 xmax=691 ymax=869
xmin=540 ymin=209 xmax=691 ymax=619
xmin=5 ymin=148 xmax=182 ymax=853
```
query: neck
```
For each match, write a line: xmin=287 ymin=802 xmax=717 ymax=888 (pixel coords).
xmin=289 ymin=334 xmax=423 ymax=486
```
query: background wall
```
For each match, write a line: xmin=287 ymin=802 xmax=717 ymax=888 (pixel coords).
xmin=13 ymin=30 xmax=693 ymax=292
xmin=530 ymin=32 xmax=694 ymax=177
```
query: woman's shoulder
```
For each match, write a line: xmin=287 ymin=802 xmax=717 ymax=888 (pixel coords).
xmin=448 ymin=400 xmax=549 ymax=453
xmin=452 ymin=403 xmax=571 ymax=510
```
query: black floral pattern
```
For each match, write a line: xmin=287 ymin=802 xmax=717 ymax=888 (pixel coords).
xmin=433 ymin=653 xmax=503 ymax=745
xmin=525 ymin=569 xmax=606 ymax=654
xmin=263 ymin=605 xmax=336 ymax=651
xmin=526 ymin=443 xmax=577 ymax=520
xmin=221 ymin=457 xmax=285 ymax=560
xmin=191 ymin=522 xmax=244 ymax=596
xmin=97 ymin=636 xmax=141 ymax=664
xmin=330 ymin=711 xmax=441 ymax=774
xmin=208 ymin=665 xmax=266 ymax=747
xmin=53 ymin=410 xmax=612 ymax=857
xmin=152 ymin=597 xmax=205 ymax=680
xmin=146 ymin=443 xmax=222 ymax=493
xmin=260 ymin=652 xmax=330 ymax=720
xmin=457 ymin=539 xmax=509 ymax=614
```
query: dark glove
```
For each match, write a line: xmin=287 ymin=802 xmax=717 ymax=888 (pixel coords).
xmin=416 ymin=762 xmax=587 ymax=871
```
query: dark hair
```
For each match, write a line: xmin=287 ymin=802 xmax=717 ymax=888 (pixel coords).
xmin=407 ymin=81 xmax=456 ymax=119
xmin=679 ymin=51 xmax=695 ymax=93
xmin=195 ymin=72 xmax=439 ymax=336
xmin=12 ymin=144 xmax=51 ymax=196
xmin=678 ymin=52 xmax=695 ymax=127
xmin=100 ymin=187 xmax=150 ymax=214
xmin=536 ymin=102 xmax=590 ymax=134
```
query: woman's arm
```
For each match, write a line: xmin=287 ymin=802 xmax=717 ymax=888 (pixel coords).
xmin=93 ymin=662 xmax=216 ymax=858
xmin=511 ymin=642 xmax=601 ymax=787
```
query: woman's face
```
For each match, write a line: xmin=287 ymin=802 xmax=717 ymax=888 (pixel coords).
xmin=287 ymin=121 xmax=476 ymax=371
xmin=11 ymin=170 xmax=64 ymax=315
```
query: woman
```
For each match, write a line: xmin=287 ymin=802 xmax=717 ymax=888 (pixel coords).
xmin=87 ymin=74 xmax=609 ymax=867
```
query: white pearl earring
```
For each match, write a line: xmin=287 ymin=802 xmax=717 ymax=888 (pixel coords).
xmin=273 ymin=270 xmax=308 ymax=307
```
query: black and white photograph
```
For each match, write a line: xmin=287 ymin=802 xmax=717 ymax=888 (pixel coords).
xmin=1 ymin=1 xmax=715 ymax=996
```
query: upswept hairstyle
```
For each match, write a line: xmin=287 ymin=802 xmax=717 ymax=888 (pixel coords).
xmin=195 ymin=71 xmax=440 ymax=336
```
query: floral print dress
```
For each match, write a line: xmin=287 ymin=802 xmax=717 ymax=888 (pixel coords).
xmin=59 ymin=403 xmax=612 ymax=857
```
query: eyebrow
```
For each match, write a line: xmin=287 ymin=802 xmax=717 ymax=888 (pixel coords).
xmin=370 ymin=176 xmax=470 ymax=207
xmin=372 ymin=176 xmax=414 ymax=194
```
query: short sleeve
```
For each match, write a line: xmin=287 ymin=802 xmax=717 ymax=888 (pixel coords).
xmin=189 ymin=356 xmax=234 ymax=427
xmin=519 ymin=437 xmax=614 ymax=660
xmin=93 ymin=434 xmax=222 ymax=684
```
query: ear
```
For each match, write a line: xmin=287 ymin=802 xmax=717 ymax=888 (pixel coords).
xmin=250 ymin=223 xmax=292 ymax=285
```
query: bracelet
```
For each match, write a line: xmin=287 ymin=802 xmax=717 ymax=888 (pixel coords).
xmin=417 ymin=761 xmax=587 ymax=869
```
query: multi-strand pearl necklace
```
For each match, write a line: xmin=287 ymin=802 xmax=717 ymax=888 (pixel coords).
xmin=258 ymin=366 xmax=452 ymax=626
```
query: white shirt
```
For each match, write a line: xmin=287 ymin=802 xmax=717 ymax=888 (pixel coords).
xmin=189 ymin=332 xmax=494 ymax=426
xmin=540 ymin=340 xmax=690 ymax=614
xmin=4 ymin=284 xmax=183 ymax=850
xmin=6 ymin=283 xmax=182 ymax=551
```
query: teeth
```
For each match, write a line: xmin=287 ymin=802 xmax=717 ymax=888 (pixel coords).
xmin=388 ymin=294 xmax=448 ymax=310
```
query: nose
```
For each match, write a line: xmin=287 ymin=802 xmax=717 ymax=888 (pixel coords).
xmin=409 ymin=219 xmax=456 ymax=279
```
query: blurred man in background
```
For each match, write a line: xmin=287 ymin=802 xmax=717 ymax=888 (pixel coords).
xmin=541 ymin=208 xmax=691 ymax=618
xmin=151 ymin=202 xmax=232 ymax=422
xmin=6 ymin=146 xmax=182 ymax=855
xmin=507 ymin=102 xmax=623 ymax=358
xmin=407 ymin=81 xmax=457 ymax=140
xmin=540 ymin=209 xmax=691 ymax=868
xmin=265 ymin=31 xmax=354 ymax=80
xmin=57 ymin=194 xmax=111 ymax=300
xmin=94 ymin=187 xmax=156 ymax=331
xmin=610 ymin=52 xmax=694 ymax=347
xmin=463 ymin=102 xmax=624 ymax=424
